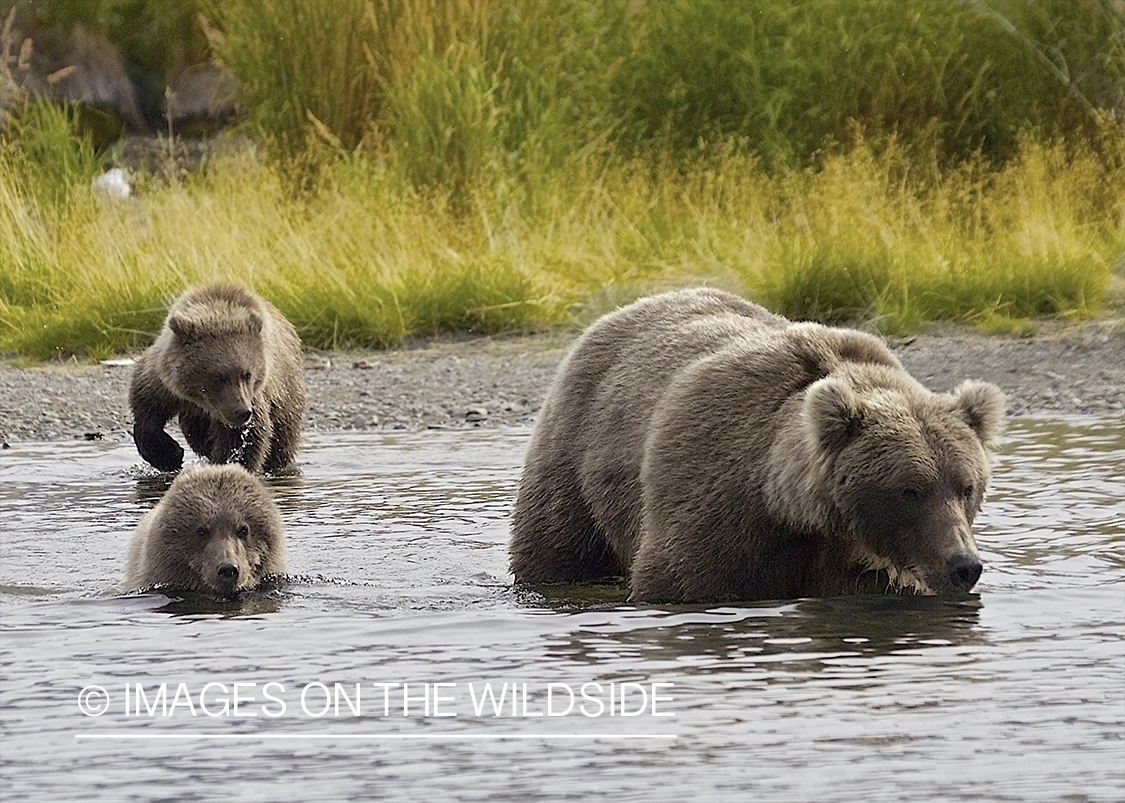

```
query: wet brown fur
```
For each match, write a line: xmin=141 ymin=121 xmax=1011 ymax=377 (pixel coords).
xmin=509 ymin=288 xmax=1006 ymax=603
xmin=124 ymin=464 xmax=287 ymax=596
xmin=129 ymin=283 xmax=306 ymax=473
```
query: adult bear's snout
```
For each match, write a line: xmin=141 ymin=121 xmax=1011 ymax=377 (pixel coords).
xmin=947 ymin=552 xmax=982 ymax=591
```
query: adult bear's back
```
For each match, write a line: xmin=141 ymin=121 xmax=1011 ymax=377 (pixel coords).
xmin=510 ymin=288 xmax=782 ymax=584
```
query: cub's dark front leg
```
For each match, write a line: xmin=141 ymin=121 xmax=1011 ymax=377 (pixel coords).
xmin=261 ymin=398 xmax=301 ymax=473
xmin=129 ymin=379 xmax=185 ymax=472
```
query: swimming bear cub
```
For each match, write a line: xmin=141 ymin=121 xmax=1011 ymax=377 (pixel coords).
xmin=124 ymin=464 xmax=287 ymax=597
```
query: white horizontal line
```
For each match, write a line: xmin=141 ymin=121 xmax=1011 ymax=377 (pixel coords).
xmin=75 ymin=732 xmax=677 ymax=741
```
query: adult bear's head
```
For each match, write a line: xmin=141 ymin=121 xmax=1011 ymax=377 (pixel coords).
xmin=802 ymin=367 xmax=1006 ymax=594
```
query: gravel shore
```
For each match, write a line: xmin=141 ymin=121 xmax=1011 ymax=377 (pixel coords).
xmin=1 ymin=323 xmax=1122 ymax=448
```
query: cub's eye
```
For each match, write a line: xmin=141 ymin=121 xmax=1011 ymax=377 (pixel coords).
xmin=900 ymin=488 xmax=924 ymax=504
xmin=242 ymin=372 xmax=253 ymax=384
xmin=195 ymin=526 xmax=209 ymax=540
xmin=958 ymin=484 xmax=976 ymax=500
xmin=236 ymin=524 xmax=250 ymax=540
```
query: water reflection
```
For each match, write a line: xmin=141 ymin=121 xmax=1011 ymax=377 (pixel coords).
xmin=977 ymin=416 xmax=1124 ymax=592
xmin=132 ymin=472 xmax=173 ymax=503
xmin=535 ymin=595 xmax=984 ymax=671
xmin=0 ymin=419 xmax=1121 ymax=803
xmin=139 ymin=588 xmax=289 ymax=618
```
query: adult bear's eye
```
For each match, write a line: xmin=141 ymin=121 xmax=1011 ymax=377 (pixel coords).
xmin=236 ymin=524 xmax=250 ymax=540
xmin=958 ymin=483 xmax=976 ymax=500
xmin=900 ymin=487 xmax=924 ymax=504
xmin=195 ymin=526 xmax=209 ymax=540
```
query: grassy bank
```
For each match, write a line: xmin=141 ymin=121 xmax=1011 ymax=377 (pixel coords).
xmin=1 ymin=0 xmax=1123 ymax=360
xmin=2 ymin=122 xmax=1122 ymax=360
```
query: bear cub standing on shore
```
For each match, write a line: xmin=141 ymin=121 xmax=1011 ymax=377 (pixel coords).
xmin=509 ymin=288 xmax=1006 ymax=603
xmin=124 ymin=464 xmax=287 ymax=596
xmin=129 ymin=283 xmax=306 ymax=473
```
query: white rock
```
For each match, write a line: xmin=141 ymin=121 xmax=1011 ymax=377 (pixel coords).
xmin=91 ymin=168 xmax=132 ymax=200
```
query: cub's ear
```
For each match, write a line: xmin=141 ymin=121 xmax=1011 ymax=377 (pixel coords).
xmin=953 ymin=380 xmax=1006 ymax=448
xmin=803 ymin=376 xmax=864 ymax=452
xmin=245 ymin=310 xmax=263 ymax=336
xmin=167 ymin=313 xmax=197 ymax=343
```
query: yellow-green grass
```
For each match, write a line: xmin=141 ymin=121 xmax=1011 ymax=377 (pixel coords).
xmin=6 ymin=0 xmax=1121 ymax=359
xmin=752 ymin=132 xmax=1124 ymax=333
xmin=1 ymin=129 xmax=1122 ymax=361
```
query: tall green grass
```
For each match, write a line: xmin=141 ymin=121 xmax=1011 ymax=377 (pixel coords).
xmin=209 ymin=0 xmax=623 ymax=201
xmin=610 ymin=0 xmax=1124 ymax=166
xmin=2 ymin=0 xmax=1123 ymax=360
xmin=2 ymin=117 xmax=1121 ymax=360
xmin=750 ymin=130 xmax=1122 ymax=332
xmin=209 ymin=0 xmax=1122 ymax=175
xmin=23 ymin=0 xmax=1124 ymax=176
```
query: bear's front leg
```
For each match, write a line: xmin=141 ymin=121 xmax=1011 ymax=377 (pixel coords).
xmin=262 ymin=399 xmax=301 ymax=473
xmin=201 ymin=415 xmax=270 ymax=473
xmin=133 ymin=418 xmax=185 ymax=472
xmin=129 ymin=364 xmax=187 ymax=472
xmin=238 ymin=414 xmax=273 ymax=474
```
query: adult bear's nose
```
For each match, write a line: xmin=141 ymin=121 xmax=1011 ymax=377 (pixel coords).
xmin=217 ymin=563 xmax=240 ymax=583
xmin=233 ymin=406 xmax=252 ymax=426
xmin=947 ymin=552 xmax=982 ymax=591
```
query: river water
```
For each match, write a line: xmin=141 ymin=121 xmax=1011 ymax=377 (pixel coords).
xmin=1 ymin=419 xmax=1122 ymax=802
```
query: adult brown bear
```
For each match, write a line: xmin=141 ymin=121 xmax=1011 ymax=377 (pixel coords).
xmin=129 ymin=283 xmax=306 ymax=473
xmin=509 ymin=288 xmax=1005 ymax=603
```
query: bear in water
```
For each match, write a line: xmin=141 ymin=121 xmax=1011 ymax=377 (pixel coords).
xmin=129 ymin=283 xmax=306 ymax=473
xmin=509 ymin=288 xmax=1005 ymax=603
xmin=124 ymin=464 xmax=287 ymax=597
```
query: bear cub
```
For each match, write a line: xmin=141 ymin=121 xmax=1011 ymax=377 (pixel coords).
xmin=124 ymin=464 xmax=287 ymax=597
xmin=129 ymin=282 xmax=306 ymax=474
xmin=509 ymin=288 xmax=1006 ymax=603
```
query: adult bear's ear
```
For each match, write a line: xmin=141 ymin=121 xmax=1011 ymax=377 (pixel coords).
xmin=168 ymin=314 xmax=197 ymax=343
xmin=803 ymin=376 xmax=864 ymax=452
xmin=953 ymin=380 xmax=1006 ymax=448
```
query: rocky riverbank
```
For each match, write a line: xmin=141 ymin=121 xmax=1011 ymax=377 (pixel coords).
xmin=1 ymin=324 xmax=1122 ymax=448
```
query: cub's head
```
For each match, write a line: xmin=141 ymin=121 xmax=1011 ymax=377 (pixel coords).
xmin=803 ymin=369 xmax=1005 ymax=595
xmin=163 ymin=307 xmax=268 ymax=429
xmin=151 ymin=465 xmax=286 ymax=596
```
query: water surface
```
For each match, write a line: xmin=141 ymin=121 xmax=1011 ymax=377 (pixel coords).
xmin=1 ymin=419 xmax=1122 ymax=802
